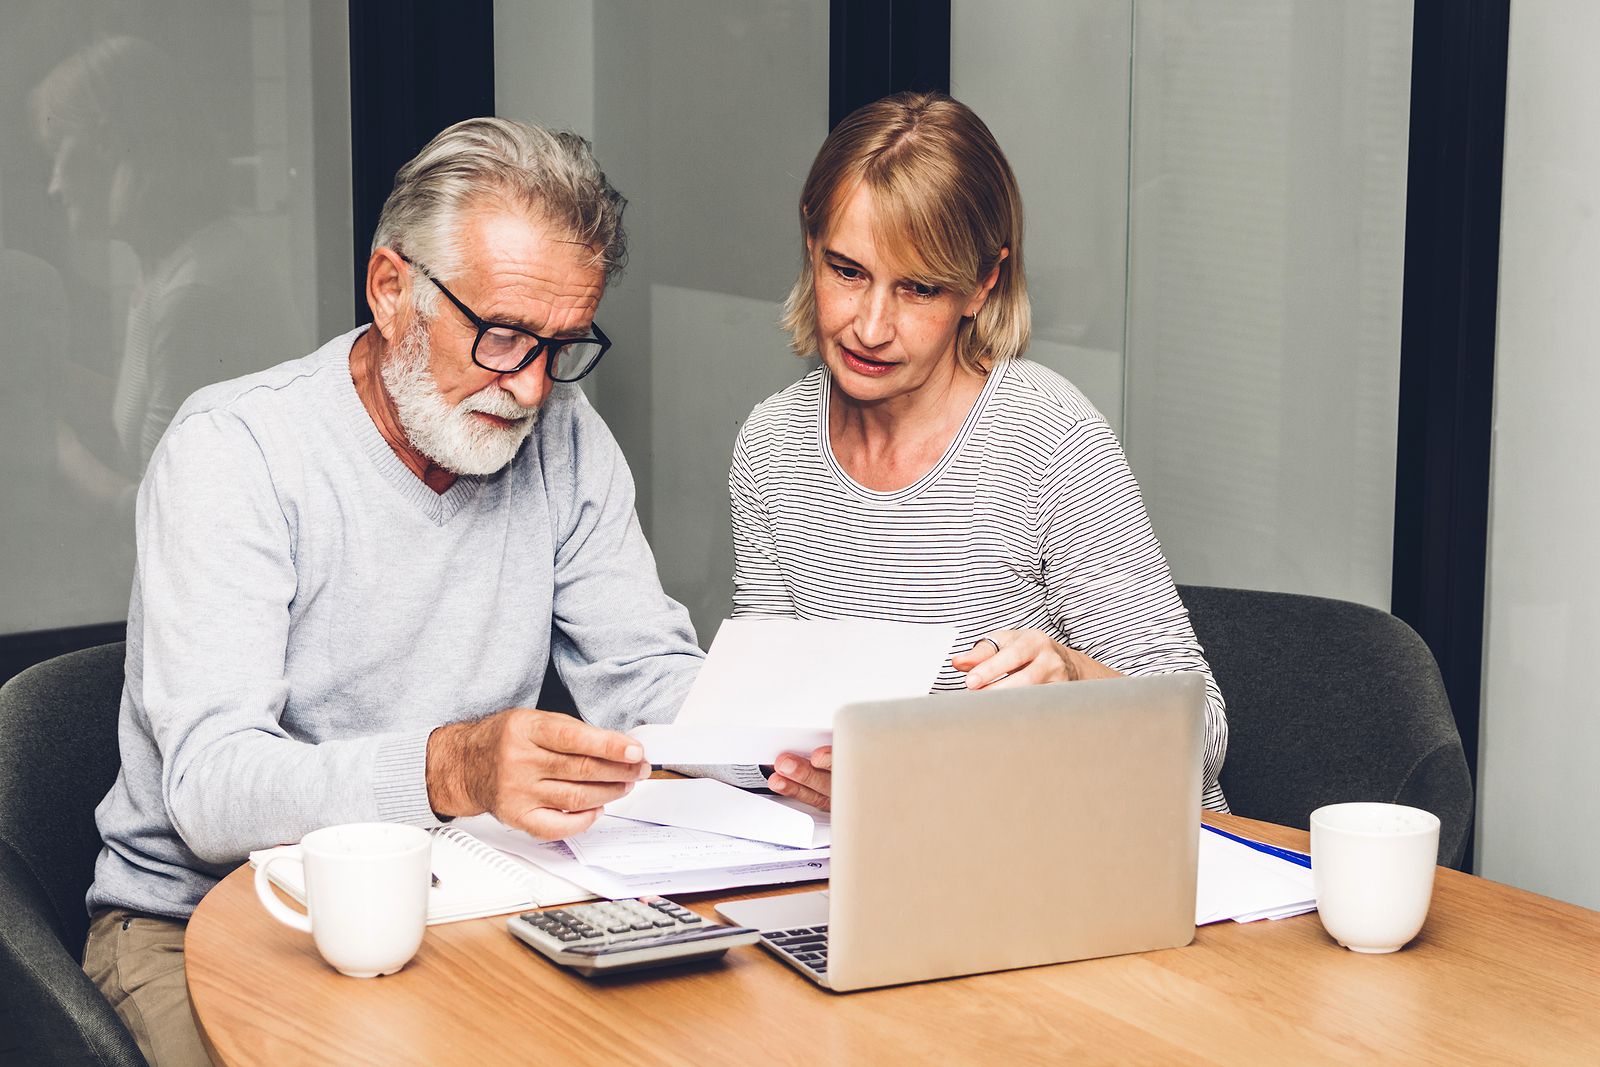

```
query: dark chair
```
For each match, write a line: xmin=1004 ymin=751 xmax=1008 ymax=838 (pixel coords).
xmin=0 ymin=642 xmax=148 ymax=1065
xmin=1177 ymin=585 xmax=1474 ymax=869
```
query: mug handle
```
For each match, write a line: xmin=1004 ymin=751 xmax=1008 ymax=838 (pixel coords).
xmin=254 ymin=851 xmax=313 ymax=934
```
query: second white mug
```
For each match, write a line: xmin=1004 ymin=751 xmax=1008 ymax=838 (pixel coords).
xmin=254 ymin=822 xmax=431 ymax=977
xmin=1310 ymin=802 xmax=1440 ymax=954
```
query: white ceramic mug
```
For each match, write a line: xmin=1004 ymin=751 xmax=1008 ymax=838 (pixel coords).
xmin=1310 ymin=802 xmax=1440 ymax=953
xmin=254 ymin=822 xmax=431 ymax=977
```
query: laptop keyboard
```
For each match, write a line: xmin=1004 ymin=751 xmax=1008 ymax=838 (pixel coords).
xmin=763 ymin=925 xmax=830 ymax=975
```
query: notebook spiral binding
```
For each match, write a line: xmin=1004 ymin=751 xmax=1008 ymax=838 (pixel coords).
xmin=434 ymin=826 xmax=536 ymax=887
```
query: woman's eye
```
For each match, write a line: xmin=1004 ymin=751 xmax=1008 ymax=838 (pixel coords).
xmin=907 ymin=282 xmax=940 ymax=299
xmin=831 ymin=264 xmax=862 ymax=281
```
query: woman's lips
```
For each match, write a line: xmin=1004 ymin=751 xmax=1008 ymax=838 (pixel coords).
xmin=840 ymin=345 xmax=896 ymax=377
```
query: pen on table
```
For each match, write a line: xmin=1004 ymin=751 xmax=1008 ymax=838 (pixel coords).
xmin=1202 ymin=823 xmax=1312 ymax=868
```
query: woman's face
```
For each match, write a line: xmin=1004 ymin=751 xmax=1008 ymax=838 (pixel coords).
xmin=811 ymin=184 xmax=993 ymax=405
xmin=46 ymin=132 xmax=116 ymax=239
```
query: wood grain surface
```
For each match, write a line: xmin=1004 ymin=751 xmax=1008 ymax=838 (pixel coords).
xmin=186 ymin=814 xmax=1600 ymax=1065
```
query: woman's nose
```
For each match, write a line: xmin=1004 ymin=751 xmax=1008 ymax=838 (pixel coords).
xmin=854 ymin=289 xmax=895 ymax=348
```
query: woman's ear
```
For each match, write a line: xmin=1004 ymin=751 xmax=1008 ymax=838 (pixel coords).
xmin=964 ymin=246 xmax=1010 ymax=317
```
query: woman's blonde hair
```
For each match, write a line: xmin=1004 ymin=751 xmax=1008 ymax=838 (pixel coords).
xmin=780 ymin=92 xmax=1029 ymax=374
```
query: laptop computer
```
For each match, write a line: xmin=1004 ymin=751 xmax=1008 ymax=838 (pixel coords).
xmin=715 ymin=672 xmax=1205 ymax=991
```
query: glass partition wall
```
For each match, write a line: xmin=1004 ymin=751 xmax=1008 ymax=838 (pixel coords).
xmin=0 ymin=0 xmax=352 ymax=646
xmin=497 ymin=1 xmax=1414 ymax=647
xmin=497 ymin=0 xmax=829 ymax=644
xmin=955 ymin=1 xmax=1413 ymax=611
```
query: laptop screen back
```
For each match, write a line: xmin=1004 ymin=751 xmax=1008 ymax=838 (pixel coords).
xmin=824 ymin=673 xmax=1204 ymax=991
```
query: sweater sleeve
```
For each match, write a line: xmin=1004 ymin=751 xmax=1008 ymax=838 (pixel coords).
xmin=1039 ymin=418 xmax=1230 ymax=812
xmin=134 ymin=411 xmax=439 ymax=866
xmin=543 ymin=389 xmax=705 ymax=731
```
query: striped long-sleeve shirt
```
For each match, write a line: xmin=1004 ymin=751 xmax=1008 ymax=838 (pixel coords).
xmin=730 ymin=359 xmax=1229 ymax=811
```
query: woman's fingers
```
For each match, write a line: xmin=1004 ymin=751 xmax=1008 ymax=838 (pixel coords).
xmin=770 ymin=773 xmax=831 ymax=811
xmin=950 ymin=631 xmax=1010 ymax=672
xmin=770 ymin=750 xmax=833 ymax=811
xmin=962 ymin=629 xmax=1074 ymax=688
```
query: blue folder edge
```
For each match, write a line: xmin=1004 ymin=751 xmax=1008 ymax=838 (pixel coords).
xmin=1202 ymin=823 xmax=1312 ymax=869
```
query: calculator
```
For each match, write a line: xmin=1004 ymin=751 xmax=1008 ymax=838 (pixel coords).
xmin=506 ymin=896 xmax=760 ymax=976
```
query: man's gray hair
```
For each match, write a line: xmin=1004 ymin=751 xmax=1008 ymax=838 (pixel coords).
xmin=371 ymin=117 xmax=627 ymax=317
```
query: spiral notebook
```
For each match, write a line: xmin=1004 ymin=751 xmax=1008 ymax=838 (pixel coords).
xmin=248 ymin=825 xmax=597 ymax=925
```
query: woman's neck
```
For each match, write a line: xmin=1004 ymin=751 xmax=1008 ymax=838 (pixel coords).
xmin=828 ymin=360 xmax=989 ymax=492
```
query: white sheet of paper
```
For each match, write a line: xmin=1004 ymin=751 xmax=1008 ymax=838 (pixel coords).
xmin=564 ymin=815 xmax=828 ymax=875
xmin=604 ymin=778 xmax=825 ymax=848
xmin=1194 ymin=828 xmax=1316 ymax=925
xmin=677 ymin=617 xmax=956 ymax=727
xmin=630 ymin=724 xmax=834 ymax=766
xmin=455 ymin=814 xmax=829 ymax=900
xmin=630 ymin=617 xmax=955 ymax=763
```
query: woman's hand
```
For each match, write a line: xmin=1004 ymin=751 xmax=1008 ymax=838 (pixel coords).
xmin=768 ymin=745 xmax=832 ymax=811
xmin=950 ymin=628 xmax=1122 ymax=689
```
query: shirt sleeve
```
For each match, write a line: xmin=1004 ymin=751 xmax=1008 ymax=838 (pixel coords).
xmin=543 ymin=389 xmax=705 ymax=732
xmin=1039 ymin=418 xmax=1230 ymax=812
xmin=134 ymin=411 xmax=440 ymax=866
xmin=729 ymin=419 xmax=796 ymax=618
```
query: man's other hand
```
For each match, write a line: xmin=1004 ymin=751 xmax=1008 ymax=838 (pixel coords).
xmin=425 ymin=709 xmax=652 ymax=840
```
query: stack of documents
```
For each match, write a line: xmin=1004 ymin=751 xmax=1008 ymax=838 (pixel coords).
xmin=450 ymin=617 xmax=959 ymax=903
xmin=456 ymin=779 xmax=830 ymax=901
xmin=1196 ymin=824 xmax=1317 ymax=924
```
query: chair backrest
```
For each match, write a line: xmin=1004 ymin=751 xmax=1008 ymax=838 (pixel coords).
xmin=0 ymin=642 xmax=148 ymax=1065
xmin=1177 ymin=585 xmax=1474 ymax=868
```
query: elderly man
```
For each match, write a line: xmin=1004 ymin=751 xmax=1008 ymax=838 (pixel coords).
xmin=81 ymin=118 xmax=703 ymax=1065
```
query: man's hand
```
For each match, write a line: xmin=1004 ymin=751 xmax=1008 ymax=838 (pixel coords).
xmin=769 ymin=745 xmax=832 ymax=811
xmin=950 ymin=628 xmax=1122 ymax=690
xmin=425 ymin=709 xmax=651 ymax=840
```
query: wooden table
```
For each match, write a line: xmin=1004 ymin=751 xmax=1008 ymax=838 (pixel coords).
xmin=186 ymin=814 xmax=1600 ymax=1065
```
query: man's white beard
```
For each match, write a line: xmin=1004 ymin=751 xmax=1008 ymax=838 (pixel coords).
xmin=380 ymin=319 xmax=538 ymax=476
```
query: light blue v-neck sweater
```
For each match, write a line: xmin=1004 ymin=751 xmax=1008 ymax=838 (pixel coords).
xmin=87 ymin=327 xmax=704 ymax=919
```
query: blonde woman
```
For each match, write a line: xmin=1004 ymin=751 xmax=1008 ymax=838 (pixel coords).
xmin=733 ymin=92 xmax=1228 ymax=812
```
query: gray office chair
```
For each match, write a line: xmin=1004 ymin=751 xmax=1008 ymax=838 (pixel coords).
xmin=1177 ymin=585 xmax=1473 ymax=869
xmin=0 ymin=642 xmax=148 ymax=1066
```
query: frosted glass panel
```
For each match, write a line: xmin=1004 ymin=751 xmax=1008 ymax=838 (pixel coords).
xmin=0 ymin=0 xmax=352 ymax=635
xmin=1478 ymin=0 xmax=1600 ymax=909
xmin=497 ymin=1 xmax=828 ymax=644
xmin=1124 ymin=1 xmax=1411 ymax=608
xmin=950 ymin=0 xmax=1132 ymax=435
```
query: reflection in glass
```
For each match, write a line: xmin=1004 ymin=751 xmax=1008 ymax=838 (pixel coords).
xmin=0 ymin=2 xmax=347 ymax=635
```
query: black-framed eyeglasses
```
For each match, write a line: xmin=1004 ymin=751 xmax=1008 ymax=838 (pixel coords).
xmin=400 ymin=255 xmax=611 ymax=382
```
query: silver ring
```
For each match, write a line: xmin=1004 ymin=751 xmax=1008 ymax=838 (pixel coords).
xmin=975 ymin=636 xmax=1001 ymax=654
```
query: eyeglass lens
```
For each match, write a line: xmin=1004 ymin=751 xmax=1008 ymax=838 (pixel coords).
xmin=475 ymin=328 xmax=605 ymax=381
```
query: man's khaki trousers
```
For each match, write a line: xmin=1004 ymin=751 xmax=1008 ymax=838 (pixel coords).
xmin=83 ymin=908 xmax=214 ymax=1066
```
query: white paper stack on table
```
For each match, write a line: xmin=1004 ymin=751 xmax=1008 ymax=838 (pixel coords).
xmin=454 ymin=778 xmax=834 ymax=902
xmin=629 ymin=617 xmax=956 ymax=765
xmin=1195 ymin=825 xmax=1317 ymax=924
